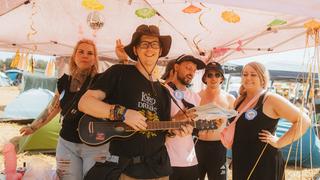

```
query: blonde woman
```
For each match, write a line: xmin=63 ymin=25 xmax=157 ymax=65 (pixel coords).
xmin=231 ymin=62 xmax=310 ymax=180
xmin=20 ymin=39 xmax=108 ymax=180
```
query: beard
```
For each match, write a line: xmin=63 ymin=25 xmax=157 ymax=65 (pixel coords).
xmin=177 ymin=73 xmax=192 ymax=86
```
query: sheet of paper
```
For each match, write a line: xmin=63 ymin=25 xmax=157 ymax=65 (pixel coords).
xmin=190 ymin=102 xmax=238 ymax=120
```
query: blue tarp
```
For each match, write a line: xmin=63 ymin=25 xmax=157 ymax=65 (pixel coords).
xmin=276 ymin=119 xmax=320 ymax=168
xmin=2 ymin=88 xmax=54 ymax=119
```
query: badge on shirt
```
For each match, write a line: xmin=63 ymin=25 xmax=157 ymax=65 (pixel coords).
xmin=59 ymin=90 xmax=65 ymax=100
xmin=245 ymin=109 xmax=257 ymax=120
xmin=174 ymin=90 xmax=184 ymax=100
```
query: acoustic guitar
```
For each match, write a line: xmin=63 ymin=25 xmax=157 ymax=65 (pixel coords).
xmin=78 ymin=114 xmax=218 ymax=146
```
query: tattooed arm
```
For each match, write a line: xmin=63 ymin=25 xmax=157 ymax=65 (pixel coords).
xmin=20 ymin=91 xmax=61 ymax=136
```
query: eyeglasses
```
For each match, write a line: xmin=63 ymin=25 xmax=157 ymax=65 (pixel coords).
xmin=207 ymin=72 xmax=222 ymax=78
xmin=138 ymin=41 xmax=160 ymax=49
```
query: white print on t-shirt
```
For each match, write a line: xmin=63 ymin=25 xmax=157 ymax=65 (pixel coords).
xmin=138 ymin=91 xmax=157 ymax=112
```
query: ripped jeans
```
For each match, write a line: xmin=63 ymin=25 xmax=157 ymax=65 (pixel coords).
xmin=56 ymin=137 xmax=110 ymax=180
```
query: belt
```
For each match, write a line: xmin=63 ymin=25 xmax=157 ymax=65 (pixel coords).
xmin=106 ymin=155 xmax=144 ymax=165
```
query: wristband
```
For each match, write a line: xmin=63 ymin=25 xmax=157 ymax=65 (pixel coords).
xmin=114 ymin=104 xmax=127 ymax=121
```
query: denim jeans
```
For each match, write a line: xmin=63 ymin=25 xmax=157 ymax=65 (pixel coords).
xmin=56 ymin=137 xmax=110 ymax=180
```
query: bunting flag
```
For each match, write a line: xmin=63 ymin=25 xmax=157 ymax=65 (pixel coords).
xmin=45 ymin=59 xmax=56 ymax=77
xmin=10 ymin=50 xmax=20 ymax=68
xmin=28 ymin=56 xmax=35 ymax=73
xmin=23 ymin=53 xmax=30 ymax=71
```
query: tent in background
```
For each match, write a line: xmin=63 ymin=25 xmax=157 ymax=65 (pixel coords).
xmin=2 ymin=88 xmax=54 ymax=120
xmin=18 ymin=114 xmax=61 ymax=153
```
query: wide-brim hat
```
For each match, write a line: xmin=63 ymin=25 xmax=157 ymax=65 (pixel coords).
xmin=124 ymin=24 xmax=172 ymax=61
xmin=175 ymin=54 xmax=206 ymax=70
xmin=202 ymin=62 xmax=225 ymax=84
xmin=161 ymin=59 xmax=176 ymax=80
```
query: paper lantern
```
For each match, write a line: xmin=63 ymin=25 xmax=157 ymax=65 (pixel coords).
xmin=268 ymin=19 xmax=287 ymax=27
xmin=182 ymin=4 xmax=201 ymax=14
xmin=82 ymin=0 xmax=104 ymax=11
xmin=135 ymin=8 xmax=156 ymax=19
xmin=221 ymin=11 xmax=240 ymax=23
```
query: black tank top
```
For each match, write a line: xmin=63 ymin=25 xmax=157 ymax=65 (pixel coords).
xmin=232 ymin=92 xmax=285 ymax=180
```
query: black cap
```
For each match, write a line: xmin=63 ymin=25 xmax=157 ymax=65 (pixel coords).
xmin=202 ymin=62 xmax=225 ymax=84
xmin=175 ymin=54 xmax=206 ymax=70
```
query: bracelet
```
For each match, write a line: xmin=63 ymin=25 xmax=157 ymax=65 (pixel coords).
xmin=114 ymin=104 xmax=127 ymax=121
xmin=109 ymin=105 xmax=116 ymax=120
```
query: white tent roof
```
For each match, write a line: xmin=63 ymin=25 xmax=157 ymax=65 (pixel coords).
xmin=0 ymin=0 xmax=319 ymax=62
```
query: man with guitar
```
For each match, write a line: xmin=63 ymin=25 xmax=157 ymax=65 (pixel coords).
xmin=78 ymin=24 xmax=193 ymax=180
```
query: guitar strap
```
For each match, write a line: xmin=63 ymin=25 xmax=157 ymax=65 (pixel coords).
xmin=166 ymin=81 xmax=200 ymax=138
xmin=60 ymin=76 xmax=94 ymax=123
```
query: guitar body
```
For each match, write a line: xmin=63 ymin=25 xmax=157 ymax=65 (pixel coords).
xmin=78 ymin=114 xmax=135 ymax=146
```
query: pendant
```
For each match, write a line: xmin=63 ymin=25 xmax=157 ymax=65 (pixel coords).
xmin=245 ymin=109 xmax=257 ymax=120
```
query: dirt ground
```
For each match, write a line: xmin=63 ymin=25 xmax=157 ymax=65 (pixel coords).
xmin=0 ymin=86 xmax=320 ymax=179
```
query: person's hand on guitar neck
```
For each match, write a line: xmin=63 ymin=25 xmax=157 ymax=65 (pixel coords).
xmin=168 ymin=108 xmax=197 ymax=137
xmin=123 ymin=109 xmax=148 ymax=131
xmin=173 ymin=108 xmax=197 ymax=121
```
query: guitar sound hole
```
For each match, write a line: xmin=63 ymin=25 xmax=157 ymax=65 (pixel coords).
xmin=115 ymin=126 xmax=125 ymax=132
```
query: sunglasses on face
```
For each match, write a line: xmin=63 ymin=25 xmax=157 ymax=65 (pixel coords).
xmin=138 ymin=41 xmax=160 ymax=49
xmin=207 ymin=72 xmax=222 ymax=78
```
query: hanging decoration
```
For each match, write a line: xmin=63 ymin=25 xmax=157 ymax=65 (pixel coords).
xmin=45 ymin=59 xmax=55 ymax=77
xmin=198 ymin=10 xmax=212 ymax=32
xmin=182 ymin=4 xmax=202 ymax=14
xmin=267 ymin=19 xmax=287 ymax=27
xmin=27 ymin=56 xmax=35 ymax=73
xmin=221 ymin=10 xmax=240 ymax=23
xmin=304 ymin=19 xmax=320 ymax=45
xmin=10 ymin=50 xmax=20 ymax=68
xmin=87 ymin=11 xmax=105 ymax=30
xmin=27 ymin=1 xmax=37 ymax=41
xmin=135 ymin=8 xmax=156 ymax=19
xmin=82 ymin=0 xmax=104 ymax=11
xmin=304 ymin=19 xmax=320 ymax=32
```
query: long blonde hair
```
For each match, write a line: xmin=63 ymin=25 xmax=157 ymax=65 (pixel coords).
xmin=237 ymin=62 xmax=270 ymax=105
xmin=69 ymin=39 xmax=99 ymax=78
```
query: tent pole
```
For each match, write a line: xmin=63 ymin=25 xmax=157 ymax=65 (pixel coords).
xmin=0 ymin=0 xmax=30 ymax=16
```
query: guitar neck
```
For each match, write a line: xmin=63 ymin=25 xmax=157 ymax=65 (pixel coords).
xmin=93 ymin=121 xmax=197 ymax=132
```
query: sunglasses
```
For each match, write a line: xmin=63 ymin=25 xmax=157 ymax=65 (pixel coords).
xmin=207 ymin=72 xmax=222 ymax=78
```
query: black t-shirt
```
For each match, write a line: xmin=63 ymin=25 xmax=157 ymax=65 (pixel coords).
xmin=90 ymin=64 xmax=172 ymax=179
xmin=57 ymin=73 xmax=101 ymax=143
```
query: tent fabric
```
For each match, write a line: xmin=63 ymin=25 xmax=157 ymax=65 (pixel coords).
xmin=18 ymin=114 xmax=61 ymax=153
xmin=0 ymin=0 xmax=318 ymax=62
xmin=276 ymin=119 xmax=320 ymax=168
xmin=0 ymin=72 xmax=11 ymax=87
xmin=2 ymin=88 xmax=54 ymax=119
xmin=22 ymin=73 xmax=57 ymax=92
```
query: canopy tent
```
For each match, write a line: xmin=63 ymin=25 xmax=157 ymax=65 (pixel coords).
xmin=0 ymin=0 xmax=319 ymax=63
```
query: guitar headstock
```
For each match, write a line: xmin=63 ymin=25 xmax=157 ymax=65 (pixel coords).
xmin=195 ymin=119 xmax=218 ymax=130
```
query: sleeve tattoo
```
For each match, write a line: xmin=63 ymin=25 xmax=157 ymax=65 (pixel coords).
xmin=32 ymin=94 xmax=61 ymax=130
